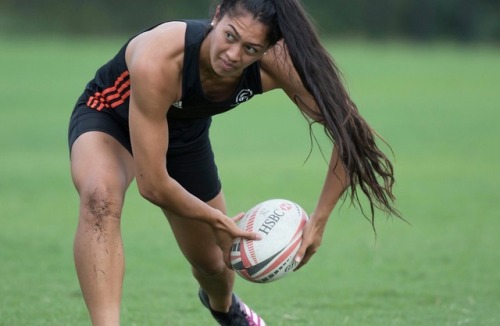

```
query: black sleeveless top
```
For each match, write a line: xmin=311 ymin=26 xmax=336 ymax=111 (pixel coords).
xmin=80 ymin=20 xmax=263 ymax=122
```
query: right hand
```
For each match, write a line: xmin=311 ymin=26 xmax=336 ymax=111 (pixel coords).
xmin=212 ymin=212 xmax=262 ymax=269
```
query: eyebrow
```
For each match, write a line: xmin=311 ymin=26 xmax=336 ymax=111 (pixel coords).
xmin=228 ymin=24 xmax=265 ymax=49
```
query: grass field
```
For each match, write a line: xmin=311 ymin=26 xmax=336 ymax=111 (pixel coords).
xmin=1 ymin=35 xmax=499 ymax=325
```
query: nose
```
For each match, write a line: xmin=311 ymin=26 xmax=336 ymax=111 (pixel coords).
xmin=226 ymin=44 xmax=242 ymax=62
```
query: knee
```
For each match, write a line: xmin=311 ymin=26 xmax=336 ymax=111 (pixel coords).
xmin=79 ymin=186 xmax=124 ymax=226
xmin=191 ymin=255 xmax=227 ymax=278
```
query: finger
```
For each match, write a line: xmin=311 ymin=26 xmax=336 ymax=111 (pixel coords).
xmin=294 ymin=254 xmax=311 ymax=271
xmin=232 ymin=212 xmax=246 ymax=222
xmin=294 ymin=242 xmax=307 ymax=265
xmin=237 ymin=230 xmax=262 ymax=241
xmin=223 ymin=251 xmax=232 ymax=269
xmin=293 ymin=244 xmax=311 ymax=271
xmin=217 ymin=240 xmax=233 ymax=269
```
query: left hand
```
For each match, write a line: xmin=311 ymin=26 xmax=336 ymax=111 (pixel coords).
xmin=293 ymin=215 xmax=325 ymax=271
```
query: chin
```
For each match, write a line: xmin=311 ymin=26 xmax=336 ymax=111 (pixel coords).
xmin=220 ymin=69 xmax=240 ymax=77
xmin=214 ymin=67 xmax=238 ymax=78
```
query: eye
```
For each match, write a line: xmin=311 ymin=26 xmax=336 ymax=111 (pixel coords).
xmin=245 ymin=45 xmax=258 ymax=55
xmin=225 ymin=32 xmax=235 ymax=42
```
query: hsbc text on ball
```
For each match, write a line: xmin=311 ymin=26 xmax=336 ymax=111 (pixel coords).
xmin=257 ymin=209 xmax=285 ymax=235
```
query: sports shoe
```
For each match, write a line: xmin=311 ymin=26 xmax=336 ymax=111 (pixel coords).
xmin=198 ymin=289 xmax=267 ymax=326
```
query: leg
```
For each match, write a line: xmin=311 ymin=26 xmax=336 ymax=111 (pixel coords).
xmin=70 ymin=132 xmax=135 ymax=326
xmin=163 ymin=192 xmax=235 ymax=312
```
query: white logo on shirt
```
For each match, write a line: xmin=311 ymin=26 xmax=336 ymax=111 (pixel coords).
xmin=235 ymin=89 xmax=253 ymax=104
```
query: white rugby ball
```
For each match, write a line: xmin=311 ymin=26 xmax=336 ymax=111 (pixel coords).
xmin=230 ymin=199 xmax=309 ymax=283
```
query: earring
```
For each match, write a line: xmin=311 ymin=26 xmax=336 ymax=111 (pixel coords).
xmin=211 ymin=21 xmax=214 ymax=27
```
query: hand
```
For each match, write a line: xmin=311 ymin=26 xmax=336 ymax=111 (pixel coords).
xmin=293 ymin=216 xmax=325 ymax=271
xmin=211 ymin=212 xmax=262 ymax=269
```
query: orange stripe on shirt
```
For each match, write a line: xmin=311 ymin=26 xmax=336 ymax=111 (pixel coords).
xmin=87 ymin=71 xmax=130 ymax=111
xmin=109 ymin=89 xmax=131 ymax=109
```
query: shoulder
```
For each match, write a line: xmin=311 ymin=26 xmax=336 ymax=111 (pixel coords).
xmin=258 ymin=41 xmax=320 ymax=120
xmin=126 ymin=22 xmax=186 ymax=84
xmin=125 ymin=21 xmax=186 ymax=98
xmin=259 ymin=40 xmax=302 ymax=93
xmin=128 ymin=22 xmax=186 ymax=57
xmin=126 ymin=21 xmax=187 ymax=69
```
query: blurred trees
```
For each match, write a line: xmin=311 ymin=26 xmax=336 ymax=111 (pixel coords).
xmin=1 ymin=0 xmax=498 ymax=42
xmin=305 ymin=0 xmax=499 ymax=42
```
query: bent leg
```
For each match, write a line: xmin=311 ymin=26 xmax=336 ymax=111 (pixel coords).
xmin=70 ymin=132 xmax=135 ymax=326
xmin=164 ymin=192 xmax=235 ymax=312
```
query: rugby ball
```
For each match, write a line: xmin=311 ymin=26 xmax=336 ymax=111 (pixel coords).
xmin=230 ymin=199 xmax=309 ymax=283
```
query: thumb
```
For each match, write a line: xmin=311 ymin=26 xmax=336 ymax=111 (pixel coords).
xmin=293 ymin=243 xmax=309 ymax=271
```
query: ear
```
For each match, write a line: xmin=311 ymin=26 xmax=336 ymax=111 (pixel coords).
xmin=212 ymin=5 xmax=221 ymax=24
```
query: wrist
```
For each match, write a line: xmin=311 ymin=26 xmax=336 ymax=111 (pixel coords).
xmin=310 ymin=206 xmax=333 ymax=222
xmin=206 ymin=207 xmax=226 ymax=227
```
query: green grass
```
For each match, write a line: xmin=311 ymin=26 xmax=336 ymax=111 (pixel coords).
xmin=1 ymin=36 xmax=499 ymax=325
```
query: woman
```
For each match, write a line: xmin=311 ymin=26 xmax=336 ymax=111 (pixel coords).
xmin=68 ymin=0 xmax=399 ymax=325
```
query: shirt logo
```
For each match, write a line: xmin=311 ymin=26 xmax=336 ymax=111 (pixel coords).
xmin=235 ymin=89 xmax=253 ymax=104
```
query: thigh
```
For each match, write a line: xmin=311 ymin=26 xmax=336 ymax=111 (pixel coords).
xmin=71 ymin=131 xmax=135 ymax=205
xmin=164 ymin=191 xmax=227 ymax=272
xmin=69 ymin=102 xmax=132 ymax=155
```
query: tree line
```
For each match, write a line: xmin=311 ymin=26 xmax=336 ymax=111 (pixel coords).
xmin=1 ymin=0 xmax=498 ymax=42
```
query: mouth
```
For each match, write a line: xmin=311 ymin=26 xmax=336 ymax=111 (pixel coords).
xmin=219 ymin=58 xmax=236 ymax=72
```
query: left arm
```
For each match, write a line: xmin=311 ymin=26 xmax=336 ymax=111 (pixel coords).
xmin=260 ymin=41 xmax=350 ymax=269
xmin=295 ymin=145 xmax=349 ymax=269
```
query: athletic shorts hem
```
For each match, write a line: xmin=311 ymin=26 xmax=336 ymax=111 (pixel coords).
xmin=68 ymin=103 xmax=221 ymax=202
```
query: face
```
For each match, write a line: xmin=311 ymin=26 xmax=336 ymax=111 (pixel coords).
xmin=207 ymin=12 xmax=270 ymax=77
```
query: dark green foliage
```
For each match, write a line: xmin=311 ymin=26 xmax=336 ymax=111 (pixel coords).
xmin=1 ymin=0 xmax=498 ymax=41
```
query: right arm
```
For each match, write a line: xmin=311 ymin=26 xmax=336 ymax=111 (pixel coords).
xmin=125 ymin=24 xmax=258 ymax=248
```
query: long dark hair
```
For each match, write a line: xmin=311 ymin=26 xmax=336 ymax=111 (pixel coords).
xmin=216 ymin=0 xmax=401 ymax=225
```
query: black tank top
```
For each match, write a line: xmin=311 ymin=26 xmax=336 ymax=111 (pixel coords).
xmin=80 ymin=20 xmax=263 ymax=121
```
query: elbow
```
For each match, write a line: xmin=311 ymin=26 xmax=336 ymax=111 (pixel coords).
xmin=136 ymin=180 xmax=164 ymax=207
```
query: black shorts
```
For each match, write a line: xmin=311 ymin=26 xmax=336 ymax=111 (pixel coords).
xmin=68 ymin=103 xmax=222 ymax=202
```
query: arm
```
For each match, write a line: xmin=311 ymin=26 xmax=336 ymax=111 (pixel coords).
xmin=294 ymin=145 xmax=349 ymax=269
xmin=126 ymin=25 xmax=214 ymax=221
xmin=260 ymin=42 xmax=350 ymax=269
xmin=126 ymin=25 xmax=259 ymax=262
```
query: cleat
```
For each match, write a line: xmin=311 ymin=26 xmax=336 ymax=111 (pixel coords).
xmin=198 ymin=289 xmax=266 ymax=326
